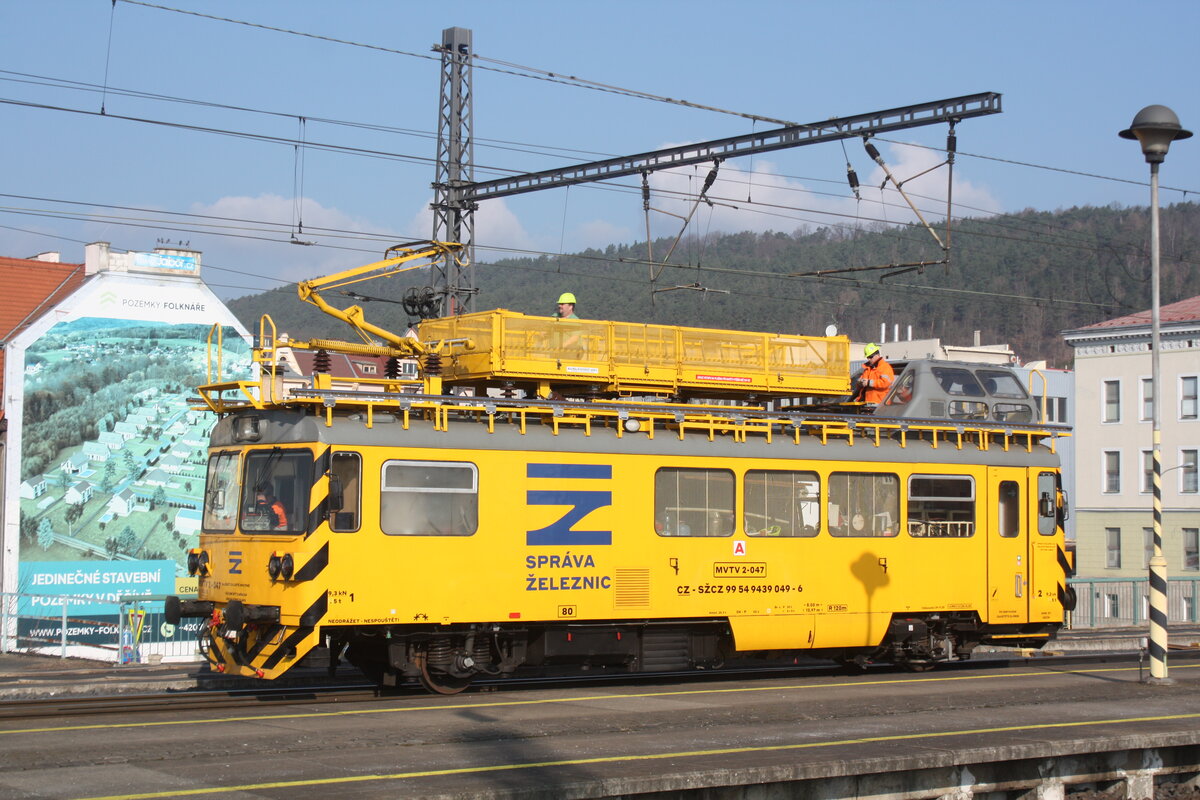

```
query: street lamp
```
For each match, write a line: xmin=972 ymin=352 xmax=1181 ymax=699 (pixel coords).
xmin=1119 ymin=105 xmax=1191 ymax=684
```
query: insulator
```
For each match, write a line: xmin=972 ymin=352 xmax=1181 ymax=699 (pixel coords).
xmin=863 ymin=141 xmax=882 ymax=162
xmin=312 ymin=349 xmax=331 ymax=374
xmin=501 ymin=383 xmax=516 ymax=399
xmin=423 ymin=353 xmax=442 ymax=376
xmin=641 ymin=172 xmax=651 ymax=210
xmin=385 ymin=357 xmax=401 ymax=379
xmin=846 ymin=165 xmax=861 ymax=199
xmin=947 ymin=129 xmax=957 ymax=154
xmin=701 ymin=161 xmax=719 ymax=195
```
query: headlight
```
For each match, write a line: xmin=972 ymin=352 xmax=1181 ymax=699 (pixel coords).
xmin=233 ymin=415 xmax=262 ymax=442
xmin=280 ymin=553 xmax=295 ymax=580
xmin=268 ymin=553 xmax=282 ymax=580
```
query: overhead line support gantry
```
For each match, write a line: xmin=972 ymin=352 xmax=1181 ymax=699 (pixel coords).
xmin=430 ymin=25 xmax=1001 ymax=315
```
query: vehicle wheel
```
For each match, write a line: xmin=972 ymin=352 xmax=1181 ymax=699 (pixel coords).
xmin=415 ymin=651 xmax=473 ymax=695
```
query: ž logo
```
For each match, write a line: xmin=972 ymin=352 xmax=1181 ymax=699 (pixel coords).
xmin=526 ymin=463 xmax=612 ymax=546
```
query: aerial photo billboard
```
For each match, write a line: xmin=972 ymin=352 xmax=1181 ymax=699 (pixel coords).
xmin=4 ymin=263 xmax=251 ymax=651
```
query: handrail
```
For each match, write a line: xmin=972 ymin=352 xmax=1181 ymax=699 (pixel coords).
xmin=1027 ymin=368 xmax=1049 ymax=422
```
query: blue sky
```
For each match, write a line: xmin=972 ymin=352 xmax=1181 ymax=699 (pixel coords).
xmin=2 ymin=0 xmax=1198 ymax=300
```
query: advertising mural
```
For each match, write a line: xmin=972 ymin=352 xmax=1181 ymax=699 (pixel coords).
xmin=5 ymin=266 xmax=252 ymax=653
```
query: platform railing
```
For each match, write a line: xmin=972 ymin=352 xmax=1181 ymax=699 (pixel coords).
xmin=0 ymin=592 xmax=202 ymax=663
xmin=1066 ymin=576 xmax=1200 ymax=629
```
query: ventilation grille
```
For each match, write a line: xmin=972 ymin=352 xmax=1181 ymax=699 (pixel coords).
xmin=614 ymin=569 xmax=650 ymax=607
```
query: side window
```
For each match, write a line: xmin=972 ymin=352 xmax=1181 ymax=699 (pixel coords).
xmin=1037 ymin=472 xmax=1057 ymax=535
xmin=202 ymin=451 xmax=240 ymax=533
xmin=977 ymin=370 xmax=1029 ymax=399
xmin=380 ymin=460 xmax=477 ymax=536
xmin=329 ymin=452 xmax=361 ymax=532
xmin=948 ymin=400 xmax=989 ymax=420
xmin=744 ymin=470 xmax=819 ymax=537
xmin=828 ymin=472 xmax=898 ymax=537
xmin=993 ymin=403 xmax=1033 ymax=423
xmin=655 ymin=468 xmax=734 ymax=537
xmin=883 ymin=370 xmax=915 ymax=407
xmin=241 ymin=449 xmax=313 ymax=534
xmin=908 ymin=475 xmax=975 ymax=537
xmin=932 ymin=367 xmax=986 ymax=397
xmin=998 ymin=480 xmax=1020 ymax=538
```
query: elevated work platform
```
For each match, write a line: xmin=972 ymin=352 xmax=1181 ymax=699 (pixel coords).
xmin=418 ymin=309 xmax=850 ymax=399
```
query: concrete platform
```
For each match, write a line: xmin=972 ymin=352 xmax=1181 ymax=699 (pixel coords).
xmin=1 ymin=655 xmax=1198 ymax=800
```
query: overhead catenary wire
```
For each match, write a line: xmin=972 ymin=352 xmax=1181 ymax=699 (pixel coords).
xmin=2 ymin=71 xmax=1190 ymax=261
xmin=4 ymin=9 xmax=1194 ymax=320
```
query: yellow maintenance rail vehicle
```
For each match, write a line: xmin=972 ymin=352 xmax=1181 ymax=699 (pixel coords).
xmin=171 ymin=241 xmax=1073 ymax=692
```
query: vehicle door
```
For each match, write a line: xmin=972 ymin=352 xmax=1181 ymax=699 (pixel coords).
xmin=1027 ymin=470 xmax=1064 ymax=623
xmin=987 ymin=467 xmax=1028 ymax=624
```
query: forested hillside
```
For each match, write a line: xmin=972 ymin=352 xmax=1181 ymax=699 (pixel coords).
xmin=227 ymin=203 xmax=1200 ymax=368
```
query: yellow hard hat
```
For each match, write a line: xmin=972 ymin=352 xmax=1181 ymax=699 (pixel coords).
xmin=864 ymin=342 xmax=880 ymax=357
xmin=557 ymin=292 xmax=576 ymax=304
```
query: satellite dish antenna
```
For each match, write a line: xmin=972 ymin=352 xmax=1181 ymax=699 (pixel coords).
xmin=825 ymin=324 xmax=838 ymax=337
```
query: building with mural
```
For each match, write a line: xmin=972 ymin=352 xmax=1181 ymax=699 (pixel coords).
xmin=0 ymin=244 xmax=251 ymax=647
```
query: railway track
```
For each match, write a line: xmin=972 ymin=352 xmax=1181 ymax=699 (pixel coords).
xmin=5 ymin=648 xmax=1197 ymax=722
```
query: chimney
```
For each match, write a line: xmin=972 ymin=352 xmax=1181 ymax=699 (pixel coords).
xmin=85 ymin=242 xmax=111 ymax=275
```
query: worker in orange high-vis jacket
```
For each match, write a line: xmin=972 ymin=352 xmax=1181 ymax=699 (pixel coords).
xmin=854 ymin=342 xmax=894 ymax=404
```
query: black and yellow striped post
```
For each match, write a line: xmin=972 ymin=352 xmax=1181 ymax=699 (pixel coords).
xmin=1120 ymin=104 xmax=1191 ymax=684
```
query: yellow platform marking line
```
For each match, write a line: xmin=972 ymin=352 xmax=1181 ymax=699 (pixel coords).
xmin=76 ymin=710 xmax=1200 ymax=800
xmin=3 ymin=662 xmax=1195 ymax=737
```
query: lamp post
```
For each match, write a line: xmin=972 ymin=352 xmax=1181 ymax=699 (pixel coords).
xmin=1119 ymin=105 xmax=1191 ymax=683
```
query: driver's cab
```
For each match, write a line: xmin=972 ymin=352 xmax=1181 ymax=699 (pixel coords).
xmin=202 ymin=448 xmax=313 ymax=535
xmin=870 ymin=359 xmax=1039 ymax=423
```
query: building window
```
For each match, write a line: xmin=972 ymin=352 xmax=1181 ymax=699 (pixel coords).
xmin=1144 ymin=527 xmax=1155 ymax=567
xmin=1142 ymin=450 xmax=1154 ymax=494
xmin=1181 ymin=376 xmax=1198 ymax=420
xmin=743 ymin=470 xmax=820 ymax=537
xmin=655 ymin=468 xmax=734 ymax=537
xmin=1105 ymin=593 xmax=1120 ymax=618
xmin=1043 ymin=396 xmax=1068 ymax=424
xmin=1182 ymin=449 xmax=1198 ymax=494
xmin=1103 ymin=380 xmax=1121 ymax=423
xmin=1140 ymin=378 xmax=1153 ymax=422
xmin=1103 ymin=451 xmax=1121 ymax=494
xmin=1106 ymin=527 xmax=1121 ymax=569
xmin=1183 ymin=528 xmax=1199 ymax=572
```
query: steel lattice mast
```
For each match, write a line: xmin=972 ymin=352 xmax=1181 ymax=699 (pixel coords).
xmin=431 ymin=26 xmax=476 ymax=316
xmin=431 ymin=27 xmax=1001 ymax=316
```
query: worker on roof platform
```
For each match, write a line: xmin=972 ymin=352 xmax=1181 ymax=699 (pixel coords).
xmin=555 ymin=292 xmax=579 ymax=319
xmin=854 ymin=343 xmax=894 ymax=405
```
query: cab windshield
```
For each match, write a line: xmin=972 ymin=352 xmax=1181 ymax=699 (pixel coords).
xmin=203 ymin=451 xmax=240 ymax=533
xmin=240 ymin=449 xmax=313 ymax=534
